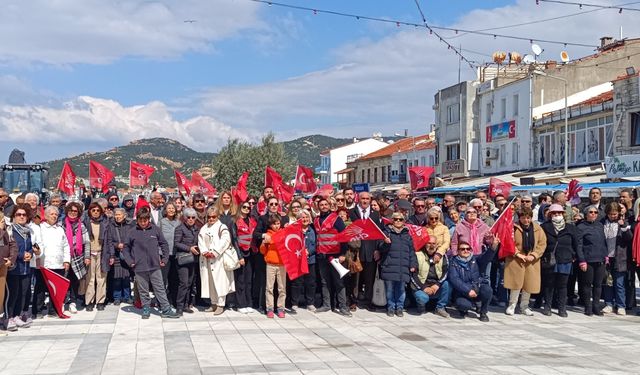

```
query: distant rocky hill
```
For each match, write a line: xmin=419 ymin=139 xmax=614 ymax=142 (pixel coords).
xmin=44 ymin=135 xmax=355 ymax=188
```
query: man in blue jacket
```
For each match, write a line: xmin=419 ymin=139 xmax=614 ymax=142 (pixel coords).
xmin=123 ymin=208 xmax=179 ymax=319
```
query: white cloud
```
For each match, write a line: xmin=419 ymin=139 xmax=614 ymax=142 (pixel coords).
xmin=0 ymin=96 xmax=251 ymax=152
xmin=191 ymin=0 xmax=640 ymax=139
xmin=0 ymin=0 xmax=263 ymax=65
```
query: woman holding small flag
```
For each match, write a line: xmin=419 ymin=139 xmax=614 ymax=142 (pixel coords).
xmin=290 ymin=209 xmax=317 ymax=312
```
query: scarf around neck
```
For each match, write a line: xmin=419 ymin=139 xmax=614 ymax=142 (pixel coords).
xmin=65 ymin=217 xmax=83 ymax=257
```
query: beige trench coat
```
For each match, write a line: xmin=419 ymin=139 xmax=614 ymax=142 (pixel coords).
xmin=503 ymin=222 xmax=547 ymax=293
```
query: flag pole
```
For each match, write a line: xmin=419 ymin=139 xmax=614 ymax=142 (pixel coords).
xmin=489 ymin=196 xmax=517 ymax=231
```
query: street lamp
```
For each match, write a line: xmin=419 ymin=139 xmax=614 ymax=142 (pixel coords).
xmin=532 ymin=70 xmax=569 ymax=176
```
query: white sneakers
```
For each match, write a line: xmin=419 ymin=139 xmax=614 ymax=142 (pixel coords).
xmin=602 ymin=305 xmax=613 ymax=314
xmin=238 ymin=307 xmax=256 ymax=314
xmin=522 ymin=308 xmax=534 ymax=316
xmin=617 ymin=309 xmax=627 ymax=316
xmin=505 ymin=304 xmax=516 ymax=316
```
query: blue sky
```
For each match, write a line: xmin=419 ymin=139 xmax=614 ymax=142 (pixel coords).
xmin=0 ymin=0 xmax=635 ymax=161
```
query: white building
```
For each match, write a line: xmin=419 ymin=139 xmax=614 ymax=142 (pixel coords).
xmin=478 ymin=78 xmax=532 ymax=174
xmin=317 ymin=138 xmax=388 ymax=185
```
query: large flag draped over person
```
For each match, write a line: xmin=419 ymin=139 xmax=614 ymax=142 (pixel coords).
xmin=491 ymin=205 xmax=516 ymax=259
xmin=335 ymin=218 xmax=387 ymax=243
xmin=57 ymin=162 xmax=76 ymax=196
xmin=294 ymin=165 xmax=317 ymax=193
xmin=406 ymin=223 xmax=430 ymax=252
xmin=174 ymin=170 xmax=192 ymax=195
xmin=89 ymin=160 xmax=114 ymax=193
xmin=40 ymin=267 xmax=70 ymax=319
xmin=489 ymin=177 xmax=512 ymax=198
xmin=191 ymin=171 xmax=217 ymax=197
xmin=408 ymin=166 xmax=434 ymax=190
xmin=232 ymin=171 xmax=249 ymax=204
xmin=264 ymin=166 xmax=294 ymax=203
xmin=129 ymin=161 xmax=156 ymax=187
xmin=271 ymin=221 xmax=309 ymax=280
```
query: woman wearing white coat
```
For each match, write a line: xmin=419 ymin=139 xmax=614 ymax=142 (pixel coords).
xmin=32 ymin=206 xmax=70 ymax=317
xmin=198 ymin=207 xmax=235 ymax=315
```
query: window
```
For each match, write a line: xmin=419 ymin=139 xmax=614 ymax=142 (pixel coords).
xmin=446 ymin=144 xmax=460 ymax=161
xmin=420 ymin=156 xmax=426 ymax=166
xmin=361 ymin=170 xmax=365 ymax=182
xmin=513 ymin=94 xmax=519 ymax=116
xmin=499 ymin=144 xmax=506 ymax=167
xmin=500 ymin=98 xmax=507 ymax=120
xmin=381 ymin=166 xmax=386 ymax=182
xmin=486 ymin=102 xmax=492 ymax=123
xmin=512 ymin=143 xmax=518 ymax=165
xmin=367 ymin=169 xmax=371 ymax=183
xmin=373 ymin=167 xmax=378 ymax=183
xmin=429 ymin=155 xmax=435 ymax=166
xmin=447 ymin=103 xmax=460 ymax=124
xmin=538 ymin=133 xmax=557 ymax=167
xmin=631 ymin=113 xmax=640 ymax=146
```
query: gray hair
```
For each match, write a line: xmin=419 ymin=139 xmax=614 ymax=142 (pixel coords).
xmin=183 ymin=207 xmax=197 ymax=218
xmin=95 ymin=197 xmax=108 ymax=208
xmin=44 ymin=205 xmax=59 ymax=216
xmin=469 ymin=198 xmax=483 ymax=207
xmin=49 ymin=193 xmax=61 ymax=201
xmin=25 ymin=192 xmax=39 ymax=204
xmin=113 ymin=207 xmax=126 ymax=215
xmin=296 ymin=209 xmax=312 ymax=220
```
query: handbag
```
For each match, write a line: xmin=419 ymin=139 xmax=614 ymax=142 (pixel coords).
xmin=218 ymin=226 xmax=240 ymax=271
xmin=371 ymin=267 xmax=387 ymax=307
xmin=348 ymin=254 xmax=363 ymax=274
xmin=541 ymin=241 xmax=558 ymax=269
xmin=176 ymin=251 xmax=196 ymax=266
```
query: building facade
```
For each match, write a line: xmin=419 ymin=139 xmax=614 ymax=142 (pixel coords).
xmin=317 ymin=138 xmax=388 ymax=185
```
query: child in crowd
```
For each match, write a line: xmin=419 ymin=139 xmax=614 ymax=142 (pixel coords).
xmin=260 ymin=214 xmax=287 ymax=318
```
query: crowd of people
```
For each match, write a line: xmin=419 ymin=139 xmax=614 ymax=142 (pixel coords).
xmin=0 ymin=183 xmax=637 ymax=334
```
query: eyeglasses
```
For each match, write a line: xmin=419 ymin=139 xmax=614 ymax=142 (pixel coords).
xmin=291 ymin=205 xmax=301 ymax=209
xmin=14 ymin=213 xmax=27 ymax=217
xmin=393 ymin=218 xmax=405 ymax=222
xmin=109 ymin=197 xmax=118 ymax=201
xmin=335 ymin=198 xmax=345 ymax=201
xmin=466 ymin=210 xmax=477 ymax=214
xmin=241 ymin=206 xmax=250 ymax=209
xmin=248 ymin=201 xmax=256 ymax=205
xmin=414 ymin=204 xmax=425 ymax=208
xmin=68 ymin=209 xmax=79 ymax=213
xmin=194 ymin=199 xmax=205 ymax=203
xmin=473 ymin=206 xmax=482 ymax=210
xmin=429 ymin=217 xmax=439 ymax=221
xmin=90 ymin=208 xmax=101 ymax=212
xmin=523 ymin=200 xmax=532 ymax=203
xmin=588 ymin=210 xmax=598 ymax=214
xmin=458 ymin=247 xmax=471 ymax=252
xmin=186 ymin=216 xmax=197 ymax=219
xmin=269 ymin=203 xmax=279 ymax=206
xmin=207 ymin=215 xmax=217 ymax=219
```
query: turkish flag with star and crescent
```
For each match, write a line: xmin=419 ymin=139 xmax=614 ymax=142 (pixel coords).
xmin=40 ymin=267 xmax=70 ymax=319
xmin=294 ymin=165 xmax=317 ymax=193
xmin=271 ymin=221 xmax=309 ymax=280
xmin=265 ymin=166 xmax=294 ymax=204
xmin=129 ymin=161 xmax=156 ymax=187
xmin=57 ymin=162 xmax=76 ymax=196
xmin=334 ymin=218 xmax=387 ymax=243
xmin=489 ymin=177 xmax=512 ymax=198
xmin=174 ymin=170 xmax=193 ymax=195
xmin=408 ymin=166 xmax=434 ymax=191
xmin=89 ymin=160 xmax=114 ymax=193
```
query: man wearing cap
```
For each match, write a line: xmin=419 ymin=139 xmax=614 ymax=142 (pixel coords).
xmin=122 ymin=194 xmax=135 ymax=219
xmin=0 ymin=188 xmax=14 ymax=217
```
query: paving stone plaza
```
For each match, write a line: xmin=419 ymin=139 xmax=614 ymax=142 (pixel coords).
xmin=0 ymin=304 xmax=638 ymax=375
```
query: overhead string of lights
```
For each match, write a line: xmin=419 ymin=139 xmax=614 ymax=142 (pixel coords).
xmin=536 ymin=0 xmax=640 ymax=12
xmin=247 ymin=0 xmax=600 ymax=70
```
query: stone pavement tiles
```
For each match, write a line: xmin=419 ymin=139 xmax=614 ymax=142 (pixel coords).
xmin=0 ymin=304 xmax=639 ymax=374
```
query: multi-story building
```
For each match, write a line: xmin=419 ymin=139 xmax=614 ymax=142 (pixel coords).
xmin=317 ymin=137 xmax=388 ymax=185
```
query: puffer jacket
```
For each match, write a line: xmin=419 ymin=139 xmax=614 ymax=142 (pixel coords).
xmin=577 ymin=219 xmax=607 ymax=263
xmin=174 ymin=222 xmax=199 ymax=254
xmin=379 ymin=226 xmax=418 ymax=283
xmin=540 ymin=221 xmax=578 ymax=265
xmin=448 ymin=245 xmax=496 ymax=296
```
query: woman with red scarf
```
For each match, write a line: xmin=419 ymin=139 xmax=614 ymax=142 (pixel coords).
xmin=63 ymin=202 xmax=89 ymax=313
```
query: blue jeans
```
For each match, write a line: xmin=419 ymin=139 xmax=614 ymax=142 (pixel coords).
xmin=603 ymin=269 xmax=626 ymax=309
xmin=112 ymin=277 xmax=131 ymax=302
xmin=414 ymin=281 xmax=451 ymax=309
xmin=384 ymin=280 xmax=406 ymax=311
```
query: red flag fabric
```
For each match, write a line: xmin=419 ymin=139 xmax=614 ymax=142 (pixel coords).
xmin=40 ymin=267 xmax=70 ymax=318
xmin=334 ymin=218 xmax=387 ymax=243
xmin=129 ymin=161 xmax=156 ymax=187
xmin=265 ymin=166 xmax=293 ymax=203
xmin=566 ymin=179 xmax=583 ymax=206
xmin=57 ymin=162 xmax=76 ymax=196
xmin=274 ymin=183 xmax=294 ymax=204
xmin=406 ymin=223 xmax=430 ymax=252
xmin=408 ymin=167 xmax=434 ymax=190
xmin=134 ymin=196 xmax=150 ymax=218
xmin=489 ymin=177 xmax=512 ymax=198
xmin=265 ymin=166 xmax=283 ymax=187
xmin=271 ymin=221 xmax=309 ymax=280
xmin=174 ymin=170 xmax=192 ymax=195
xmin=315 ymin=184 xmax=334 ymax=198
xmin=632 ymin=223 xmax=640 ymax=267
xmin=294 ymin=165 xmax=317 ymax=193
xmin=491 ymin=205 xmax=516 ymax=259
xmin=232 ymin=172 xmax=249 ymax=204
xmin=381 ymin=216 xmax=392 ymax=226
xmin=89 ymin=160 xmax=114 ymax=193
xmin=191 ymin=171 xmax=217 ymax=197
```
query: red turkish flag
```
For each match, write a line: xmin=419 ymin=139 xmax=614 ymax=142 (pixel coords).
xmin=491 ymin=205 xmax=516 ymax=259
xmin=265 ymin=166 xmax=293 ymax=204
xmin=408 ymin=167 xmax=434 ymax=190
xmin=271 ymin=221 xmax=309 ymax=280
xmin=406 ymin=223 xmax=430 ymax=252
xmin=191 ymin=171 xmax=217 ymax=197
xmin=381 ymin=216 xmax=392 ymax=226
xmin=294 ymin=165 xmax=317 ymax=193
xmin=57 ymin=162 xmax=76 ymax=196
xmin=232 ymin=171 xmax=249 ymax=204
xmin=89 ymin=160 xmax=114 ymax=193
xmin=40 ymin=267 xmax=70 ymax=319
xmin=489 ymin=177 xmax=512 ymax=198
xmin=274 ymin=183 xmax=294 ymax=204
xmin=315 ymin=184 xmax=334 ymax=198
xmin=335 ymin=218 xmax=387 ymax=243
xmin=265 ymin=166 xmax=283 ymax=187
xmin=129 ymin=161 xmax=155 ymax=187
xmin=174 ymin=170 xmax=192 ymax=195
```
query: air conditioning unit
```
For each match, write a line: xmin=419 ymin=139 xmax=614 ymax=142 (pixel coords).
xmin=486 ymin=148 xmax=499 ymax=159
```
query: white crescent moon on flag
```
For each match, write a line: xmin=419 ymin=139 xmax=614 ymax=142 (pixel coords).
xmin=47 ymin=280 xmax=57 ymax=296
xmin=298 ymin=173 xmax=307 ymax=186
xmin=284 ymin=234 xmax=302 ymax=252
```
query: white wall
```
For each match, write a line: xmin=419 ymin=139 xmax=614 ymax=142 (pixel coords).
xmin=478 ymin=78 xmax=532 ymax=174
xmin=328 ymin=139 xmax=388 ymax=183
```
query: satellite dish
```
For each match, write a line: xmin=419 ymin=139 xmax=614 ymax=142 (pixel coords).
xmin=523 ymin=54 xmax=535 ymax=64
xmin=560 ymin=51 xmax=570 ymax=63
xmin=531 ymin=43 xmax=543 ymax=56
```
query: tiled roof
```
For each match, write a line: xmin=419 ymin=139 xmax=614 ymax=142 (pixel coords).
xmin=357 ymin=135 xmax=434 ymax=161
xmin=575 ymin=90 xmax=613 ymax=106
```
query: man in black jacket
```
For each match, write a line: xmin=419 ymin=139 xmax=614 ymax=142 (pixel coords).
xmin=123 ymin=208 xmax=179 ymax=319
xmin=348 ymin=191 xmax=382 ymax=311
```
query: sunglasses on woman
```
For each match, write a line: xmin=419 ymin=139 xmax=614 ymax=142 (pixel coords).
xmin=458 ymin=247 xmax=471 ymax=252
